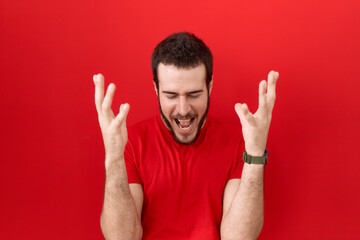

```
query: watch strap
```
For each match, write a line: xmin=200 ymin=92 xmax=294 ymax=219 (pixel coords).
xmin=243 ymin=149 xmax=268 ymax=164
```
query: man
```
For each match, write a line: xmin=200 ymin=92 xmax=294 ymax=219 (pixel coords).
xmin=93 ymin=32 xmax=279 ymax=240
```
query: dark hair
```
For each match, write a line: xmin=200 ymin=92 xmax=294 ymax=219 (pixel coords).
xmin=151 ymin=32 xmax=213 ymax=90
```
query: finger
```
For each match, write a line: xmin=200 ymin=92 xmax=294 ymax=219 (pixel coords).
xmin=267 ymin=70 xmax=279 ymax=108
xmin=241 ymin=103 xmax=254 ymax=124
xmin=94 ymin=73 xmax=105 ymax=113
xmin=235 ymin=103 xmax=254 ymax=125
xmin=258 ymin=80 xmax=267 ymax=110
xmin=235 ymin=103 xmax=245 ymax=122
xmin=102 ymin=83 xmax=116 ymax=116
xmin=115 ymin=103 xmax=130 ymax=126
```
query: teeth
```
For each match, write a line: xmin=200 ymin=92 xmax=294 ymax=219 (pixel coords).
xmin=179 ymin=119 xmax=191 ymax=124
xmin=175 ymin=118 xmax=193 ymax=130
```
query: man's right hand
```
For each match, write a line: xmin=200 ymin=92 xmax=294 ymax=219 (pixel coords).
xmin=93 ymin=73 xmax=130 ymax=169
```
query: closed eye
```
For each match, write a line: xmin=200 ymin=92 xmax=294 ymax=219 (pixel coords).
xmin=164 ymin=93 xmax=177 ymax=99
xmin=162 ymin=90 xmax=203 ymax=99
xmin=188 ymin=94 xmax=201 ymax=99
xmin=188 ymin=90 xmax=203 ymax=99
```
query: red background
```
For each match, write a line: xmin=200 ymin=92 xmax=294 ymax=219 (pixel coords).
xmin=1 ymin=0 xmax=359 ymax=239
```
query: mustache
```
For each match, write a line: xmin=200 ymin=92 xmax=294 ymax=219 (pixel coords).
xmin=171 ymin=113 xmax=198 ymax=119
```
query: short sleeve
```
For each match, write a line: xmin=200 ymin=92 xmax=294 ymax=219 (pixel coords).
xmin=227 ymin=140 xmax=245 ymax=180
xmin=124 ymin=140 xmax=142 ymax=184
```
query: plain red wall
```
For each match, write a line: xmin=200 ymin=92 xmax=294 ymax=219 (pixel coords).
xmin=1 ymin=0 xmax=359 ymax=239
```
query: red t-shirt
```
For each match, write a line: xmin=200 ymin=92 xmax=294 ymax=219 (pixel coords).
xmin=124 ymin=115 xmax=244 ymax=239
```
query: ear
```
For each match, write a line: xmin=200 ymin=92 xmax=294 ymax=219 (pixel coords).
xmin=208 ymin=76 xmax=213 ymax=95
xmin=153 ymin=81 xmax=158 ymax=96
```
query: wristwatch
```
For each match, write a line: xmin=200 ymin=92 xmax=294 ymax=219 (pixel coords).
xmin=243 ymin=149 xmax=268 ymax=165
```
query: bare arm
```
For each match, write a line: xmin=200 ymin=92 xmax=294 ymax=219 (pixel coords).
xmin=93 ymin=74 xmax=143 ymax=240
xmin=221 ymin=71 xmax=279 ymax=240
xmin=101 ymin=159 xmax=143 ymax=240
xmin=221 ymin=165 xmax=264 ymax=240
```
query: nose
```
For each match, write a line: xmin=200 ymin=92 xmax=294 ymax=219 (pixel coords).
xmin=177 ymin=96 xmax=191 ymax=117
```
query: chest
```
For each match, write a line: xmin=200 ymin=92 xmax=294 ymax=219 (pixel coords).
xmin=138 ymin=143 xmax=236 ymax=203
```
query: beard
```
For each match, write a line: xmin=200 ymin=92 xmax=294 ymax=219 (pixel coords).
xmin=158 ymin=95 xmax=210 ymax=145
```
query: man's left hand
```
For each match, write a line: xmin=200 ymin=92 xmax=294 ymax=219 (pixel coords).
xmin=235 ymin=70 xmax=279 ymax=156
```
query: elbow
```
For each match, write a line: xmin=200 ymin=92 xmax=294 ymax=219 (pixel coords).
xmin=252 ymin=217 xmax=264 ymax=239
xmin=100 ymin=215 xmax=143 ymax=240
xmin=220 ymin=216 xmax=264 ymax=240
xmin=221 ymin=232 xmax=262 ymax=240
xmin=134 ymin=224 xmax=143 ymax=240
xmin=100 ymin=216 xmax=115 ymax=240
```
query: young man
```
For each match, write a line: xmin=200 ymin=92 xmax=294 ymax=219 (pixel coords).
xmin=93 ymin=32 xmax=279 ymax=240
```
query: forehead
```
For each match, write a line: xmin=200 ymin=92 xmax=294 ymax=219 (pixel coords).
xmin=157 ymin=63 xmax=206 ymax=92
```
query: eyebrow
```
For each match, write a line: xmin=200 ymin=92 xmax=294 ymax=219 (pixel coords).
xmin=162 ymin=90 xmax=204 ymax=95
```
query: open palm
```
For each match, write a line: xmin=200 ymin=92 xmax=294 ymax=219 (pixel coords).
xmin=235 ymin=71 xmax=279 ymax=156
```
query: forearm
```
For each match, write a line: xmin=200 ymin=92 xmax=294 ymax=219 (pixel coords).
xmin=100 ymin=156 xmax=142 ymax=240
xmin=221 ymin=163 xmax=264 ymax=240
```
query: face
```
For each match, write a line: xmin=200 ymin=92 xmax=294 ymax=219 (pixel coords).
xmin=156 ymin=63 xmax=212 ymax=145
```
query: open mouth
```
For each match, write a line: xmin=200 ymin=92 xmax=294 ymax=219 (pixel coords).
xmin=174 ymin=117 xmax=195 ymax=132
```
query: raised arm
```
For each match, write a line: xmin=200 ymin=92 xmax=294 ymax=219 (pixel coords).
xmin=93 ymin=74 xmax=143 ymax=240
xmin=221 ymin=70 xmax=279 ymax=240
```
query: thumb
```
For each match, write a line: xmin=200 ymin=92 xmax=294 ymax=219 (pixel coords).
xmin=115 ymin=103 xmax=130 ymax=125
xmin=234 ymin=103 xmax=243 ymax=118
xmin=234 ymin=103 xmax=254 ymax=124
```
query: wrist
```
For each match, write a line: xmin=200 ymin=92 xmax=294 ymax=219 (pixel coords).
xmin=245 ymin=142 xmax=267 ymax=156
xmin=105 ymin=155 xmax=125 ymax=172
xmin=243 ymin=149 xmax=268 ymax=165
xmin=244 ymin=149 xmax=265 ymax=157
xmin=105 ymin=151 xmax=124 ymax=161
